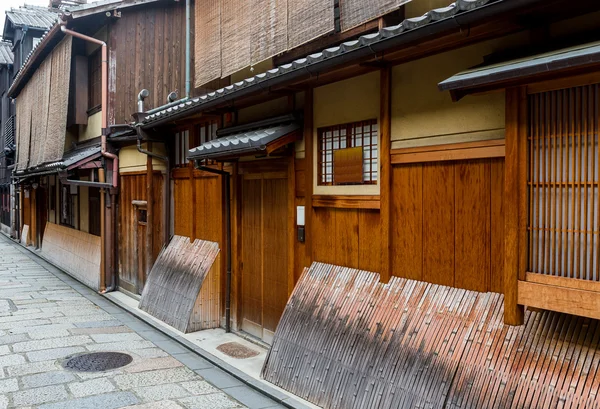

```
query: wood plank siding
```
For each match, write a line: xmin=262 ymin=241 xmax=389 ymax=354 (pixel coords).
xmin=391 ymin=158 xmax=505 ymax=293
xmin=109 ymin=3 xmax=187 ymax=124
xmin=118 ymin=172 xmax=164 ymax=293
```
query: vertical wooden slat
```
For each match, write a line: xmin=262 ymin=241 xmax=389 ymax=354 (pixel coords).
xmin=379 ymin=67 xmax=392 ymax=283
xmin=596 ymin=84 xmax=600 ymax=282
xmin=304 ymin=89 xmax=314 ymax=267
xmin=583 ymin=86 xmax=590 ymax=278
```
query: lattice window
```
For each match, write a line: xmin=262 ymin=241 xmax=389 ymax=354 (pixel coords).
xmin=317 ymin=119 xmax=378 ymax=185
xmin=175 ymin=129 xmax=190 ymax=167
xmin=175 ymin=120 xmax=219 ymax=167
xmin=528 ymin=84 xmax=600 ymax=281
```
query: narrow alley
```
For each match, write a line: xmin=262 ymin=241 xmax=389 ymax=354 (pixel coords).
xmin=0 ymin=235 xmax=281 ymax=409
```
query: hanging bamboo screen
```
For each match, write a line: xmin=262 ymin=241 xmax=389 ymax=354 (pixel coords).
xmin=528 ymin=84 xmax=600 ymax=281
xmin=194 ymin=0 xmax=221 ymax=87
xmin=288 ymin=0 xmax=334 ymax=49
xmin=340 ymin=0 xmax=412 ymax=32
xmin=15 ymin=36 xmax=71 ymax=171
xmin=250 ymin=0 xmax=288 ymax=65
xmin=221 ymin=0 xmax=251 ymax=78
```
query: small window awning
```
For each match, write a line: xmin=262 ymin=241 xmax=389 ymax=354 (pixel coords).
xmin=439 ymin=41 xmax=600 ymax=100
xmin=188 ymin=116 xmax=301 ymax=161
xmin=15 ymin=144 xmax=102 ymax=179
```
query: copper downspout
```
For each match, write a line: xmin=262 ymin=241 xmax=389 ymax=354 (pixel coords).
xmin=59 ymin=22 xmax=118 ymax=186
xmin=59 ymin=21 xmax=119 ymax=292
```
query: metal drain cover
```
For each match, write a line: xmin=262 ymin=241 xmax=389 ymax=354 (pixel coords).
xmin=64 ymin=352 xmax=133 ymax=372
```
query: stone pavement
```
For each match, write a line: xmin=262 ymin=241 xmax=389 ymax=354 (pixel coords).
xmin=0 ymin=235 xmax=283 ymax=409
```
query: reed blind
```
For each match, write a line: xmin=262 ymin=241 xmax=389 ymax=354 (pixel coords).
xmin=340 ymin=0 xmax=411 ymax=32
xmin=528 ymin=84 xmax=600 ymax=281
xmin=194 ymin=0 xmax=221 ymax=87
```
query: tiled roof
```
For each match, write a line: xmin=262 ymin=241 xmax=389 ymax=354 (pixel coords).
xmin=188 ymin=122 xmax=300 ymax=160
xmin=439 ymin=40 xmax=600 ymax=93
xmin=142 ymin=0 xmax=500 ymax=126
xmin=0 ymin=40 xmax=14 ymax=65
xmin=15 ymin=144 xmax=101 ymax=176
xmin=6 ymin=5 xmax=59 ymax=30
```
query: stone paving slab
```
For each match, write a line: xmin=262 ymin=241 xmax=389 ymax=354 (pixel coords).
xmin=0 ymin=236 xmax=274 ymax=409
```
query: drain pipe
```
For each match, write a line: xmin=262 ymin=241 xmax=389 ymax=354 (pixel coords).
xmin=185 ymin=0 xmax=191 ymax=97
xmin=59 ymin=21 xmax=119 ymax=187
xmin=60 ymin=20 xmax=119 ymax=294
xmin=194 ymin=163 xmax=232 ymax=333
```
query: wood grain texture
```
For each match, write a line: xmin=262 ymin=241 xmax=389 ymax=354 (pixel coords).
xmin=455 ymin=160 xmax=490 ymax=292
xmin=423 ymin=163 xmax=455 ymax=287
xmin=379 ymin=66 xmax=391 ymax=285
xmin=118 ymin=172 xmax=164 ymax=292
xmin=110 ymin=2 xmax=186 ymax=124
xmin=490 ymin=159 xmax=505 ymax=293
xmin=518 ymin=280 xmax=600 ymax=320
xmin=391 ymin=158 xmax=505 ymax=294
xmin=312 ymin=195 xmax=380 ymax=209
xmin=504 ymin=87 xmax=526 ymax=325
xmin=391 ymin=164 xmax=423 ymax=281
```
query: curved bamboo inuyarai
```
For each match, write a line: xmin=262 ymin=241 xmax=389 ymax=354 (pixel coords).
xmin=262 ymin=262 xmax=600 ymax=409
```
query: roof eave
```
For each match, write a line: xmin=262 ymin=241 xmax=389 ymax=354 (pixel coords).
xmin=142 ymin=0 xmax=552 ymax=129
xmin=7 ymin=22 xmax=63 ymax=98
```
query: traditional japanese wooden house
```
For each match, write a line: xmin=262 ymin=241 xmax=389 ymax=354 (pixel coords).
xmin=135 ymin=0 xmax=600 ymax=407
xmin=0 ymin=40 xmax=14 ymax=236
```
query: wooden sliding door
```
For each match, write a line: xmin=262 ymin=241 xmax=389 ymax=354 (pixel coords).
xmin=241 ymin=169 xmax=289 ymax=344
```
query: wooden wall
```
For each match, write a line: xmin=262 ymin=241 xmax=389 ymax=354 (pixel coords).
xmin=118 ymin=171 xmax=164 ymax=290
xmin=391 ymin=158 xmax=504 ymax=293
xmin=172 ymin=166 xmax=225 ymax=314
xmin=109 ymin=3 xmax=186 ymax=125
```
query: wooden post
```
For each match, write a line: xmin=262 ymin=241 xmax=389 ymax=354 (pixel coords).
xmin=31 ymin=186 xmax=37 ymax=248
xmin=146 ymin=143 xmax=154 ymax=278
xmin=288 ymin=156 xmax=296 ymax=296
xmin=304 ymin=88 xmax=314 ymax=266
xmin=99 ymin=168 xmax=106 ymax=292
xmin=380 ymin=67 xmax=392 ymax=283
xmin=504 ymin=87 xmax=526 ymax=325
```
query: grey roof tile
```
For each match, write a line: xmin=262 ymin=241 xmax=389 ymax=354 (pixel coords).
xmin=6 ymin=5 xmax=58 ymax=30
xmin=0 ymin=41 xmax=14 ymax=65
xmin=143 ymin=0 xmax=496 ymax=126
xmin=15 ymin=144 xmax=101 ymax=176
xmin=188 ymin=123 xmax=300 ymax=160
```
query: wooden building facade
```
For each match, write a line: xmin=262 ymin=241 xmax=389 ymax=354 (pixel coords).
xmin=133 ymin=0 xmax=600 ymax=346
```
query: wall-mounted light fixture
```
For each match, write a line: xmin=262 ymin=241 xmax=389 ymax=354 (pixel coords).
xmin=31 ymin=182 xmax=39 ymax=190
xmin=296 ymin=206 xmax=305 ymax=243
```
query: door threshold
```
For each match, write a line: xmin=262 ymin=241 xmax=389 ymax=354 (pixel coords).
xmin=233 ymin=329 xmax=271 ymax=350
xmin=117 ymin=287 xmax=141 ymax=301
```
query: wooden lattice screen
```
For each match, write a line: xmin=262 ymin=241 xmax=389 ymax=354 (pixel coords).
xmin=528 ymin=84 xmax=599 ymax=281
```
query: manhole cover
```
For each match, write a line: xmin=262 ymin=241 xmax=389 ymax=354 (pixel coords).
xmin=216 ymin=342 xmax=260 ymax=359
xmin=63 ymin=352 xmax=133 ymax=372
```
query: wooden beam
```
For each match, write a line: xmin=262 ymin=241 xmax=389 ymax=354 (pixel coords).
xmin=312 ymin=195 xmax=380 ymax=210
xmin=525 ymin=272 xmax=600 ymax=293
xmin=504 ymin=87 xmax=526 ymax=325
xmin=391 ymin=139 xmax=505 ymax=164
xmin=518 ymin=280 xmax=600 ymax=321
xmin=379 ymin=67 xmax=392 ymax=284
xmin=304 ymin=88 xmax=314 ymax=267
